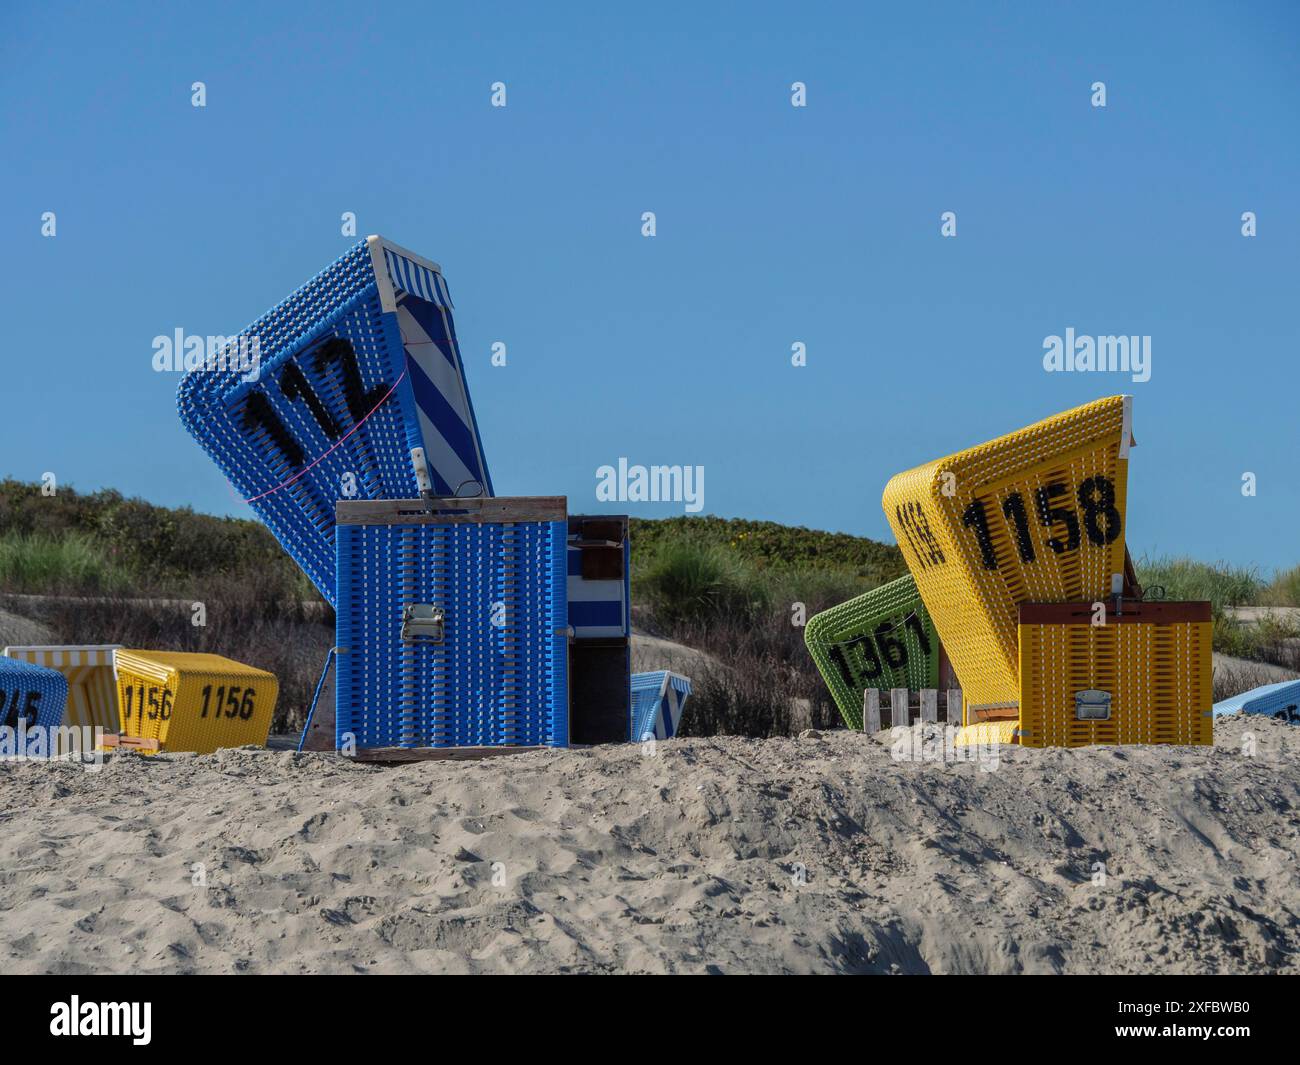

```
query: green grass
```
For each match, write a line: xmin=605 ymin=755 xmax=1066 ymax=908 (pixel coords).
xmin=1134 ymin=555 xmax=1300 ymax=665
xmin=0 ymin=477 xmax=322 ymax=600
xmin=1261 ymin=564 xmax=1300 ymax=608
xmin=0 ymin=531 xmax=131 ymax=595
xmin=1214 ymin=609 xmax=1300 ymax=663
xmin=1134 ymin=555 xmax=1262 ymax=614
xmin=636 ymin=541 xmax=772 ymax=628
xmin=629 ymin=515 xmax=905 ymax=583
xmin=764 ymin=566 xmax=881 ymax=614
xmin=634 ymin=537 xmax=888 ymax=630
xmin=634 ymin=539 xmax=889 ymax=736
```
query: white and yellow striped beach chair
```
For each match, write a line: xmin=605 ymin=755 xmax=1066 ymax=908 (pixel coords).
xmin=2 ymin=645 xmax=122 ymax=749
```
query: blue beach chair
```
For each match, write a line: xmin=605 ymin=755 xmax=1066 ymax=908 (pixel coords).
xmin=1213 ymin=679 xmax=1300 ymax=723
xmin=630 ymin=671 xmax=692 ymax=742
xmin=0 ymin=657 xmax=69 ymax=744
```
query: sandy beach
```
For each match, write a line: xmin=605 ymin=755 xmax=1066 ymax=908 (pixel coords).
xmin=1 ymin=716 xmax=1295 ymax=975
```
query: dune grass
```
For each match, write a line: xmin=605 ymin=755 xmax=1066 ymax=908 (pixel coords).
xmin=629 ymin=515 xmax=905 ymax=583
xmin=1262 ymin=564 xmax=1300 ymax=608
xmin=1132 ymin=554 xmax=1300 ymax=664
xmin=0 ymin=531 xmax=131 ymax=595
xmin=635 ymin=542 xmax=773 ymax=629
xmin=634 ymin=539 xmax=882 ymax=735
xmin=0 ymin=476 xmax=319 ymax=600
xmin=1134 ymin=555 xmax=1262 ymax=613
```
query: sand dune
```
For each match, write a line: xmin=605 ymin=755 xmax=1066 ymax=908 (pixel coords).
xmin=1 ymin=716 xmax=1296 ymax=974
xmin=0 ymin=608 xmax=56 ymax=649
xmin=1214 ymin=652 xmax=1300 ymax=690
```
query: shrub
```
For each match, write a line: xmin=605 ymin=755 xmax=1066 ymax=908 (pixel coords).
xmin=630 ymin=515 xmax=905 ymax=582
xmin=767 ymin=568 xmax=878 ymax=620
xmin=0 ymin=478 xmax=122 ymax=539
xmin=1212 ymin=661 xmax=1285 ymax=703
xmin=637 ymin=542 xmax=772 ymax=629
xmin=1214 ymin=610 xmax=1300 ymax=665
xmin=0 ymin=478 xmax=317 ymax=600
xmin=643 ymin=562 xmax=873 ymax=737
xmin=677 ymin=651 xmax=840 ymax=738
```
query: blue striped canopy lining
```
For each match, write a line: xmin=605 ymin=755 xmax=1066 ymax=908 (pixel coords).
xmin=395 ymin=294 xmax=493 ymax=498
xmin=385 ymin=247 xmax=454 ymax=309
xmin=176 ymin=238 xmax=491 ymax=605
xmin=336 ymin=520 xmax=569 ymax=749
xmin=566 ymin=541 xmax=629 ymax=637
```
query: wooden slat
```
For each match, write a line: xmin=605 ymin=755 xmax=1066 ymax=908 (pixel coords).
xmin=863 ymin=688 xmax=881 ymax=733
xmin=351 ymin=745 xmax=547 ymax=763
xmin=919 ymin=689 xmax=938 ymax=724
xmin=300 ymin=659 xmax=337 ymax=753
xmin=946 ymin=688 xmax=963 ymax=725
xmin=568 ymin=515 xmax=627 ymax=543
xmin=100 ymin=734 xmax=161 ymax=752
xmin=969 ymin=701 xmax=1019 ymax=722
xmin=890 ymin=688 xmax=909 ymax=729
xmin=1018 ymin=600 xmax=1211 ymax=625
xmin=338 ymin=497 xmax=567 ymax=525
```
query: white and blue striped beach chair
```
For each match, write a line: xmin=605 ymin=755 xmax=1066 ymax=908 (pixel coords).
xmin=177 ymin=236 xmax=492 ymax=604
xmin=630 ymin=670 xmax=692 ymax=742
xmin=1213 ymin=679 xmax=1300 ymax=724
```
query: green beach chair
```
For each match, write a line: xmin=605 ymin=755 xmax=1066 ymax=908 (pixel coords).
xmin=805 ymin=574 xmax=942 ymax=729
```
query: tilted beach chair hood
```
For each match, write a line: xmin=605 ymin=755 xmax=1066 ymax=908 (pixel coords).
xmin=883 ymin=395 xmax=1135 ymax=717
xmin=177 ymin=236 xmax=493 ymax=604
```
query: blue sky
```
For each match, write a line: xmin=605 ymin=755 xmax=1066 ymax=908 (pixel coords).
xmin=2 ymin=1 xmax=1297 ymax=570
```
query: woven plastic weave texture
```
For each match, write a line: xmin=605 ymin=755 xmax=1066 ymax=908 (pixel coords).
xmin=177 ymin=238 xmax=491 ymax=604
xmin=0 ymin=656 xmax=68 ymax=736
xmin=882 ymin=396 xmax=1133 ymax=710
xmin=1213 ymin=679 xmax=1300 ymax=722
xmin=115 ymin=651 xmax=278 ymax=754
xmin=629 ymin=671 xmax=692 ymax=741
xmin=804 ymin=574 xmax=940 ymax=730
xmin=336 ymin=520 xmax=569 ymax=749
xmin=1018 ymin=607 xmax=1211 ymax=747
xmin=3 ymin=645 xmax=119 ymax=734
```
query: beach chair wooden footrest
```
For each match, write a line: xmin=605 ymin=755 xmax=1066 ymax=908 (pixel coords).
xmin=100 ymin=734 xmax=162 ymax=752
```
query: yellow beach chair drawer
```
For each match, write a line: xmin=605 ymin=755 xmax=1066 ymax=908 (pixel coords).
xmin=114 ymin=651 xmax=278 ymax=755
xmin=882 ymin=395 xmax=1134 ymax=711
xmin=1018 ymin=600 xmax=1212 ymax=747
